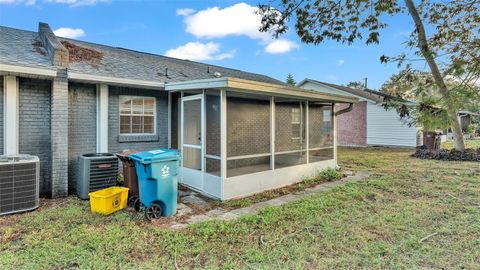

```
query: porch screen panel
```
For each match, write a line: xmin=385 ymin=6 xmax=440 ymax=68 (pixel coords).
xmin=226 ymin=95 xmax=271 ymax=177
xmin=205 ymin=92 xmax=221 ymax=157
xmin=274 ymin=101 xmax=307 ymax=168
xmin=205 ymin=158 xmax=221 ymax=176
xmin=308 ymin=104 xmax=334 ymax=162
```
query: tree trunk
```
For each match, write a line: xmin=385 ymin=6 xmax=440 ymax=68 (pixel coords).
xmin=404 ymin=0 xmax=466 ymax=151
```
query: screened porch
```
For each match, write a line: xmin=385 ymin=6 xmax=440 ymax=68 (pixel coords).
xmin=166 ymin=78 xmax=357 ymax=200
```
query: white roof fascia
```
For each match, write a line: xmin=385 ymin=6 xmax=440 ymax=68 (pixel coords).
xmin=68 ymin=72 xmax=165 ymax=89
xmin=0 ymin=63 xmax=57 ymax=77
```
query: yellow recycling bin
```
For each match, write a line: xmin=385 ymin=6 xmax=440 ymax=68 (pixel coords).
xmin=89 ymin=187 xmax=129 ymax=215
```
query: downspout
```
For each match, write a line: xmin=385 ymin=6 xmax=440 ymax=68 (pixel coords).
xmin=334 ymin=103 xmax=354 ymax=116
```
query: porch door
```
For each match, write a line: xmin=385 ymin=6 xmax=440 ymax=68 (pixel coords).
xmin=181 ymin=94 xmax=204 ymax=190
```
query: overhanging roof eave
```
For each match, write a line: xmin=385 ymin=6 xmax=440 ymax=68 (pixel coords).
xmin=165 ymin=77 xmax=358 ymax=103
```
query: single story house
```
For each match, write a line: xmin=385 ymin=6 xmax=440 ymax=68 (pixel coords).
xmin=0 ymin=23 xmax=357 ymax=200
xmin=298 ymin=79 xmax=422 ymax=148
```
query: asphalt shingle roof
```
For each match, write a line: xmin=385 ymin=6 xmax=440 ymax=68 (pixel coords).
xmin=0 ymin=27 xmax=53 ymax=69
xmin=0 ymin=26 xmax=284 ymax=85
xmin=299 ymin=79 xmax=385 ymax=103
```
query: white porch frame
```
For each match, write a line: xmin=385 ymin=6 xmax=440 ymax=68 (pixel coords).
xmin=96 ymin=84 xmax=109 ymax=152
xmin=180 ymin=94 xmax=205 ymax=191
xmin=3 ymin=75 xmax=19 ymax=155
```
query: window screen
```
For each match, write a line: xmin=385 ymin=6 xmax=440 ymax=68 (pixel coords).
xmin=274 ymin=101 xmax=307 ymax=168
xmin=226 ymin=95 xmax=271 ymax=177
xmin=308 ymin=104 xmax=334 ymax=148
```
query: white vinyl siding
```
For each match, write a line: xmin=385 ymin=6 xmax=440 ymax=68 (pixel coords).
xmin=366 ymin=102 xmax=418 ymax=147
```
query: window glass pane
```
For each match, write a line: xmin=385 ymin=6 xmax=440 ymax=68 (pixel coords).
xmin=275 ymin=101 xmax=306 ymax=152
xmin=120 ymin=124 xmax=131 ymax=134
xmin=206 ymin=93 xmax=221 ymax=156
xmin=205 ymin=158 xmax=221 ymax=176
xmin=183 ymin=147 xmax=201 ymax=170
xmin=132 ymin=98 xmax=143 ymax=115
xmin=309 ymin=104 xmax=334 ymax=148
xmin=275 ymin=151 xmax=307 ymax=169
xmin=120 ymin=97 xmax=131 ymax=114
xmin=227 ymin=156 xmax=270 ymax=177
xmin=144 ymin=98 xmax=155 ymax=115
xmin=227 ymin=96 xmax=270 ymax=157
xmin=309 ymin=148 xmax=334 ymax=162
xmin=144 ymin=124 xmax=154 ymax=134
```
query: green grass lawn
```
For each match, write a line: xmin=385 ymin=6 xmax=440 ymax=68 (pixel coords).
xmin=1 ymin=147 xmax=479 ymax=269
xmin=442 ymin=139 xmax=480 ymax=149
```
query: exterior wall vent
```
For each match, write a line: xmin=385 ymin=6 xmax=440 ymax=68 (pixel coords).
xmin=0 ymin=154 xmax=40 ymax=216
xmin=77 ymin=153 xmax=118 ymax=199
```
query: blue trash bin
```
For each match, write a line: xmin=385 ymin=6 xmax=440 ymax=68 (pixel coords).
xmin=129 ymin=149 xmax=180 ymax=219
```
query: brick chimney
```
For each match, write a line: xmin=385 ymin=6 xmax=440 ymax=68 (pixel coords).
xmin=38 ymin=22 xmax=69 ymax=68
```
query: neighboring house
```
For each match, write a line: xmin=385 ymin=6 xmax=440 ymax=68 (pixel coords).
xmin=0 ymin=23 xmax=357 ymax=200
xmin=298 ymin=79 xmax=421 ymax=148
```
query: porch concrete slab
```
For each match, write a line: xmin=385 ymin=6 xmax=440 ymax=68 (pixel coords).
xmin=263 ymin=198 xmax=285 ymax=207
xmin=176 ymin=203 xmax=193 ymax=217
xmin=205 ymin=208 xmax=227 ymax=217
xmin=277 ymin=194 xmax=302 ymax=203
xmin=182 ymin=195 xmax=209 ymax=206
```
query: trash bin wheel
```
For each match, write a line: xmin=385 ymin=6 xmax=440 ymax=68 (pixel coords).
xmin=133 ymin=198 xmax=141 ymax=212
xmin=145 ymin=203 xmax=162 ymax=220
xmin=128 ymin=196 xmax=138 ymax=207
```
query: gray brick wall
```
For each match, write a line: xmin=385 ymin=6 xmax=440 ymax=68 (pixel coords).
xmin=18 ymin=78 xmax=52 ymax=196
xmin=0 ymin=76 xmax=3 ymax=155
xmin=108 ymin=86 xmax=168 ymax=154
xmin=68 ymin=82 xmax=97 ymax=193
xmin=51 ymin=69 xmax=69 ymax=197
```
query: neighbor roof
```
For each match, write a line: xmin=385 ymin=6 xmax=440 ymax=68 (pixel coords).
xmin=298 ymin=78 xmax=385 ymax=103
xmin=0 ymin=25 xmax=284 ymax=86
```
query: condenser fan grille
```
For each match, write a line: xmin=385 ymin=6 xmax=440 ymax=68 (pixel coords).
xmin=0 ymin=156 xmax=40 ymax=215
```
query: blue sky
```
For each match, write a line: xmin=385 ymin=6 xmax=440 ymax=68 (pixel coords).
xmin=0 ymin=0 xmax=424 ymax=89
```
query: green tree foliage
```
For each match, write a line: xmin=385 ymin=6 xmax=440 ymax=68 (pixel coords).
xmin=346 ymin=81 xmax=365 ymax=89
xmin=257 ymin=0 xmax=480 ymax=151
xmin=286 ymin=73 xmax=296 ymax=86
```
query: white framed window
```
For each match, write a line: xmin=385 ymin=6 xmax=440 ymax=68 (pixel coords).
xmin=119 ymin=96 xmax=156 ymax=135
xmin=291 ymin=106 xmax=302 ymax=140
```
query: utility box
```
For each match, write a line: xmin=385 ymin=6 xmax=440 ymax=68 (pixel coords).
xmin=77 ymin=153 xmax=119 ymax=199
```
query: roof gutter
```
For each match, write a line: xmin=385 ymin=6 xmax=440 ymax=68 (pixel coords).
xmin=334 ymin=103 xmax=354 ymax=116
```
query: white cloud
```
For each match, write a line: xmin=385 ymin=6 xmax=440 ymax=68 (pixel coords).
xmin=176 ymin=8 xmax=195 ymax=16
xmin=338 ymin=59 xmax=345 ymax=65
xmin=53 ymin=27 xmax=86 ymax=38
xmin=165 ymin=41 xmax=234 ymax=61
xmin=0 ymin=0 xmax=35 ymax=5
xmin=180 ymin=3 xmax=298 ymax=54
xmin=183 ymin=3 xmax=269 ymax=41
xmin=47 ymin=0 xmax=109 ymax=6
xmin=264 ymin=39 xmax=299 ymax=54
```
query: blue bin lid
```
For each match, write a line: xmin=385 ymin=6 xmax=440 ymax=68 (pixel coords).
xmin=128 ymin=148 xmax=180 ymax=164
